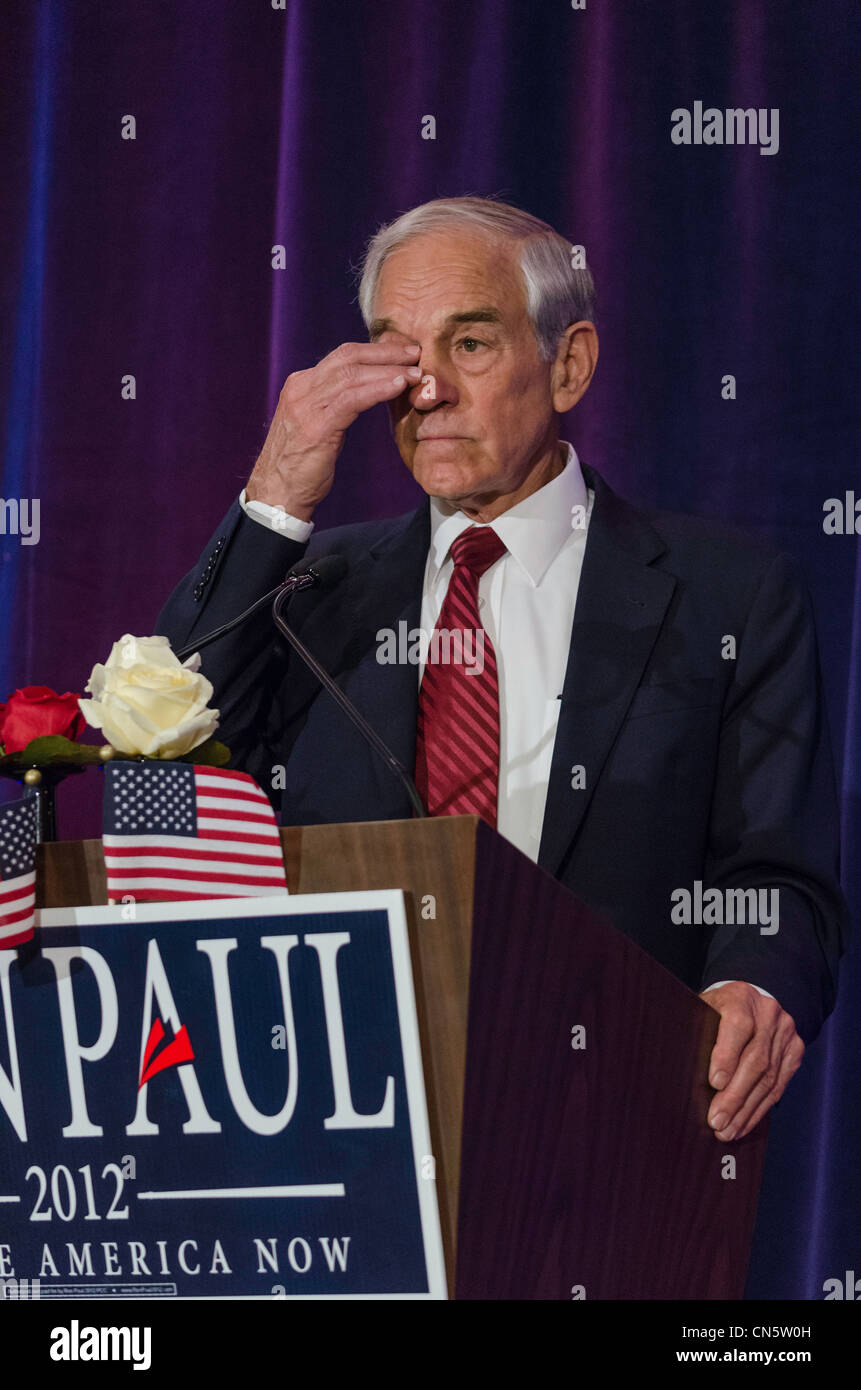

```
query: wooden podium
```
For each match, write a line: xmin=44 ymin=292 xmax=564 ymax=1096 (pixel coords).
xmin=38 ymin=816 xmax=767 ymax=1300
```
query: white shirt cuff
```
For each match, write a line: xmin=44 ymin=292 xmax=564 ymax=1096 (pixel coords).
xmin=239 ymin=489 xmax=315 ymax=542
xmin=702 ymin=980 xmax=776 ymax=1000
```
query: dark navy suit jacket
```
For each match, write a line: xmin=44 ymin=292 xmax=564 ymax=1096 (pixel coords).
xmin=156 ymin=462 xmax=849 ymax=1042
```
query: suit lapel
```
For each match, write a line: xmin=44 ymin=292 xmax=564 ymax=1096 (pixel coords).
xmin=357 ymin=503 xmax=429 ymax=770
xmin=298 ymin=502 xmax=430 ymax=774
xmin=537 ymin=464 xmax=677 ymax=876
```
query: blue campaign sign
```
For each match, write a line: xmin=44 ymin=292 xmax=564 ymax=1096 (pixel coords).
xmin=0 ymin=891 xmax=446 ymax=1299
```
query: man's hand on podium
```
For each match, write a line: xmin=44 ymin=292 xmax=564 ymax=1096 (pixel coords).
xmin=700 ymin=981 xmax=805 ymax=1141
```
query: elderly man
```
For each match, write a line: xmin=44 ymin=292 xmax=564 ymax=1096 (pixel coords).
xmin=157 ymin=196 xmax=847 ymax=1148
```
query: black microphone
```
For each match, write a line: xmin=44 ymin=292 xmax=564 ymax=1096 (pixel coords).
xmin=271 ymin=580 xmax=427 ymax=819
xmin=173 ymin=555 xmax=345 ymax=663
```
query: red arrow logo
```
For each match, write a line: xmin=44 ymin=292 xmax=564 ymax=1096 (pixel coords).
xmin=138 ymin=1017 xmax=195 ymax=1090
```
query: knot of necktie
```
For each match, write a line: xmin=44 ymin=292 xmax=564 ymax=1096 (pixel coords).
xmin=449 ymin=526 xmax=506 ymax=578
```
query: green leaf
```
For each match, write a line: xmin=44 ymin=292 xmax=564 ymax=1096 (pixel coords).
xmin=0 ymin=735 xmax=233 ymax=774
xmin=0 ymin=735 xmax=105 ymax=767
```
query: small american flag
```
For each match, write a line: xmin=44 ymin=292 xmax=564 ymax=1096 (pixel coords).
xmin=0 ymin=797 xmax=37 ymax=948
xmin=102 ymin=762 xmax=288 ymax=903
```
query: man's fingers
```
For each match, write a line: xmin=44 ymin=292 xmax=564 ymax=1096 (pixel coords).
xmin=328 ymin=367 xmax=422 ymax=424
xmin=710 ymin=1019 xmax=803 ymax=1139
xmin=699 ymin=984 xmax=804 ymax=1143
xmin=729 ymin=1035 xmax=805 ymax=1139
xmin=287 ymin=338 xmax=422 ymax=426
xmin=330 ymin=358 xmax=422 ymax=396
xmin=707 ymin=1006 xmax=757 ymax=1091
xmin=710 ymin=1033 xmax=780 ymax=1136
xmin=708 ymin=1042 xmax=770 ymax=1132
xmin=326 ymin=338 xmax=421 ymax=368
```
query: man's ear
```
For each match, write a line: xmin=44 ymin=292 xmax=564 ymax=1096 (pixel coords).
xmin=551 ymin=321 xmax=599 ymax=412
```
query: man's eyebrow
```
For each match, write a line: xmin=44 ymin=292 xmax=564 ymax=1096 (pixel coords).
xmin=446 ymin=307 xmax=504 ymax=329
xmin=369 ymin=307 xmax=504 ymax=342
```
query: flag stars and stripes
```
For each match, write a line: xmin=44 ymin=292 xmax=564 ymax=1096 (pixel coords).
xmin=102 ymin=762 xmax=288 ymax=903
xmin=108 ymin=764 xmax=197 ymax=835
xmin=0 ymin=799 xmax=38 ymax=876
xmin=0 ymin=797 xmax=37 ymax=948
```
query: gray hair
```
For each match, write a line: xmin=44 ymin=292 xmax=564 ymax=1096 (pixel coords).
xmin=357 ymin=195 xmax=595 ymax=362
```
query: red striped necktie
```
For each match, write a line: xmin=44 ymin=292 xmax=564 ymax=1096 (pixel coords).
xmin=415 ymin=526 xmax=507 ymax=825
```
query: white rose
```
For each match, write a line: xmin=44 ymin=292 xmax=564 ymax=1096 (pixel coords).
xmin=78 ymin=634 xmax=220 ymax=759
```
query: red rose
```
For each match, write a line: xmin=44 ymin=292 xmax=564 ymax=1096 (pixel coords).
xmin=0 ymin=686 xmax=86 ymax=755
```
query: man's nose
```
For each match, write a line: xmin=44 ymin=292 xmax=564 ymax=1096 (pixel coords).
xmin=407 ymin=356 xmax=457 ymax=410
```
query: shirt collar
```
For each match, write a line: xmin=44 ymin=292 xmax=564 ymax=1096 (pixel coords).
xmin=427 ymin=441 xmax=588 ymax=588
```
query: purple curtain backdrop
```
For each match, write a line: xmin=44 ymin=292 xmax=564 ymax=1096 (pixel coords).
xmin=2 ymin=0 xmax=859 ymax=1299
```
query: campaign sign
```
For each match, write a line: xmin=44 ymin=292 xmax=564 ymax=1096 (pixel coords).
xmin=0 ymin=891 xmax=446 ymax=1299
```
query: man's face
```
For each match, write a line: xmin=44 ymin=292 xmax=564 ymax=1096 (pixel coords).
xmin=370 ymin=230 xmax=560 ymax=514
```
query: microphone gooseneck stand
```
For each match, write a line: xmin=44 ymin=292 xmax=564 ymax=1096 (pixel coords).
xmin=271 ymin=582 xmax=427 ymax=819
